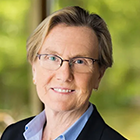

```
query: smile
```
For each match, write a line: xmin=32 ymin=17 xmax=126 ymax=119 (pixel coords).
xmin=52 ymin=88 xmax=74 ymax=93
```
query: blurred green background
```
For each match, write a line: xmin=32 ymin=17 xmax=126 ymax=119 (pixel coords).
xmin=0 ymin=0 xmax=140 ymax=139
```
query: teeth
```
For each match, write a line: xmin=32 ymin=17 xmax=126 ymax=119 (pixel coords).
xmin=53 ymin=88 xmax=72 ymax=93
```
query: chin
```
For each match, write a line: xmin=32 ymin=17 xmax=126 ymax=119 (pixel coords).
xmin=46 ymin=101 xmax=76 ymax=112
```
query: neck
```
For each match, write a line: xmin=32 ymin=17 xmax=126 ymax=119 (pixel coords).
xmin=42 ymin=102 xmax=89 ymax=140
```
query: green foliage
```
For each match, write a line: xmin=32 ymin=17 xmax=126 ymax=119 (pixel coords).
xmin=0 ymin=0 xmax=30 ymax=112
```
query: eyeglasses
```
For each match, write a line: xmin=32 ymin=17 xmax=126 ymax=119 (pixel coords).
xmin=36 ymin=54 xmax=99 ymax=73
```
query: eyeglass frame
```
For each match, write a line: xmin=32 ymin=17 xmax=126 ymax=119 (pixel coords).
xmin=36 ymin=53 xmax=99 ymax=72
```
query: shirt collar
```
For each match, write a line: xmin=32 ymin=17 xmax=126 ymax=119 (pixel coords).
xmin=62 ymin=104 xmax=93 ymax=140
xmin=23 ymin=103 xmax=93 ymax=140
xmin=23 ymin=110 xmax=46 ymax=139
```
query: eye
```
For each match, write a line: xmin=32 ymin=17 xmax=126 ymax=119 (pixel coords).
xmin=42 ymin=55 xmax=54 ymax=60
xmin=75 ymin=59 xmax=84 ymax=64
xmin=74 ymin=58 xmax=87 ymax=65
xmin=48 ymin=55 xmax=57 ymax=61
xmin=47 ymin=55 xmax=62 ymax=63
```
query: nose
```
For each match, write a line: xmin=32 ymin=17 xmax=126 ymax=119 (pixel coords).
xmin=56 ymin=61 xmax=73 ymax=82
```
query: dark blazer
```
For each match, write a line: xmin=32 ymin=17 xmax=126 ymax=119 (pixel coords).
xmin=1 ymin=105 xmax=127 ymax=140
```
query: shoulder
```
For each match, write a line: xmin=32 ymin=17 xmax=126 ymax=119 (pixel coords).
xmin=77 ymin=104 xmax=127 ymax=140
xmin=92 ymin=105 xmax=127 ymax=140
xmin=1 ymin=116 xmax=34 ymax=140
xmin=101 ymin=124 xmax=127 ymax=140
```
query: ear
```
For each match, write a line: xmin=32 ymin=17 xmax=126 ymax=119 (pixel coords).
xmin=99 ymin=66 xmax=106 ymax=80
xmin=94 ymin=66 xmax=106 ymax=90
xmin=32 ymin=63 xmax=35 ymax=76
xmin=32 ymin=63 xmax=36 ymax=84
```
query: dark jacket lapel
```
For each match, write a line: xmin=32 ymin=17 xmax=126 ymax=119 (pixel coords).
xmin=77 ymin=105 xmax=106 ymax=140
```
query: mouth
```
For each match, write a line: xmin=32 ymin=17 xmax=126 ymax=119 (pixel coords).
xmin=51 ymin=88 xmax=75 ymax=94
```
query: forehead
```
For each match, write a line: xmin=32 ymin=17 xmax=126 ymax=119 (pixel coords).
xmin=40 ymin=24 xmax=99 ymax=58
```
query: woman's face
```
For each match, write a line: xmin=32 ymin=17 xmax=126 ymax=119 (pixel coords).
xmin=32 ymin=24 xmax=104 ymax=112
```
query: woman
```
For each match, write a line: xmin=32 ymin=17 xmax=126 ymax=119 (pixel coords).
xmin=1 ymin=6 xmax=127 ymax=140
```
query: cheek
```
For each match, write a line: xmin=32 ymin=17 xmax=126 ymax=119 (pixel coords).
xmin=35 ymin=68 xmax=52 ymax=85
xmin=35 ymin=69 xmax=54 ymax=97
xmin=75 ymin=74 xmax=99 ymax=105
xmin=76 ymin=74 xmax=96 ymax=92
xmin=75 ymin=75 xmax=93 ymax=100
xmin=71 ymin=75 xmax=93 ymax=109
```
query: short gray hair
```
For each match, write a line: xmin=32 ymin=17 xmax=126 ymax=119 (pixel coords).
xmin=27 ymin=6 xmax=113 ymax=68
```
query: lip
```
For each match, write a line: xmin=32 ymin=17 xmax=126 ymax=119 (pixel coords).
xmin=51 ymin=87 xmax=75 ymax=94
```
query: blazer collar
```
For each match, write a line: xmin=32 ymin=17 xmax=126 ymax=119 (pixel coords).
xmin=77 ymin=104 xmax=106 ymax=140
